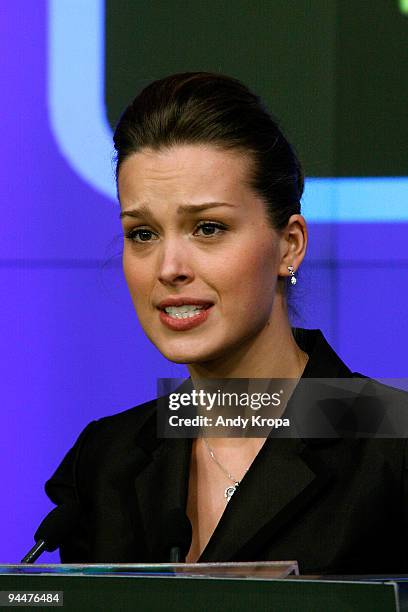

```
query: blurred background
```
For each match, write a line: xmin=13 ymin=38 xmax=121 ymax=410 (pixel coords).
xmin=1 ymin=0 xmax=407 ymax=561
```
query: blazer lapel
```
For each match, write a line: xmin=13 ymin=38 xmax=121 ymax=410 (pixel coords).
xmin=133 ymin=411 xmax=192 ymax=560
xmin=198 ymin=437 xmax=333 ymax=562
xmin=132 ymin=416 xmax=333 ymax=563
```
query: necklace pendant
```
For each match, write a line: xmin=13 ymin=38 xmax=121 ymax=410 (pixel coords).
xmin=225 ymin=482 xmax=239 ymax=502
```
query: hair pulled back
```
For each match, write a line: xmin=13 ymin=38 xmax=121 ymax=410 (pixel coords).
xmin=113 ymin=72 xmax=303 ymax=231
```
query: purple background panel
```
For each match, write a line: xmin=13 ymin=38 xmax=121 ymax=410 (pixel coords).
xmin=337 ymin=223 xmax=408 ymax=263
xmin=337 ymin=264 xmax=408 ymax=378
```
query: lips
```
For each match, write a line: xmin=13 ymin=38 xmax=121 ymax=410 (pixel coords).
xmin=158 ymin=304 xmax=213 ymax=331
xmin=155 ymin=297 xmax=214 ymax=331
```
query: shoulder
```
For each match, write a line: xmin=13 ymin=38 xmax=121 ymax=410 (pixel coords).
xmin=73 ymin=394 xmax=165 ymax=465
xmin=45 ymin=395 xmax=161 ymax=506
xmin=305 ymin=375 xmax=408 ymax=470
xmin=351 ymin=373 xmax=408 ymax=399
xmin=349 ymin=374 xmax=408 ymax=420
xmin=90 ymin=395 xmax=158 ymax=438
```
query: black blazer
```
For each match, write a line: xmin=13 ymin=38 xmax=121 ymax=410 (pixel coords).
xmin=45 ymin=329 xmax=408 ymax=574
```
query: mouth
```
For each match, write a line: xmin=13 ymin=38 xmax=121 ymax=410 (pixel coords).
xmin=160 ymin=304 xmax=212 ymax=318
xmin=158 ymin=304 xmax=213 ymax=331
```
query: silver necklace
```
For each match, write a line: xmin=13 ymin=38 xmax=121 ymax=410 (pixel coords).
xmin=203 ymin=438 xmax=249 ymax=502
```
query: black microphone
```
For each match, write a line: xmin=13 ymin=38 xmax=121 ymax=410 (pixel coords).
xmin=21 ymin=502 xmax=81 ymax=563
xmin=160 ymin=508 xmax=192 ymax=563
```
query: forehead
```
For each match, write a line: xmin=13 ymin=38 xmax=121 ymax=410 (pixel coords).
xmin=118 ymin=144 xmax=253 ymax=202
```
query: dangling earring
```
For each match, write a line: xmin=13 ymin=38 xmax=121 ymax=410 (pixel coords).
xmin=288 ymin=265 xmax=297 ymax=285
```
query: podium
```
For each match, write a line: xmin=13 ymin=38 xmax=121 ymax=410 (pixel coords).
xmin=0 ymin=563 xmax=406 ymax=611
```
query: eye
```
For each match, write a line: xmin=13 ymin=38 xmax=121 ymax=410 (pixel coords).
xmin=125 ymin=228 xmax=159 ymax=243
xmin=194 ymin=221 xmax=227 ymax=237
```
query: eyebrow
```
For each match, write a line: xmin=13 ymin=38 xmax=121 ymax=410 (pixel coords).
xmin=119 ymin=202 xmax=236 ymax=220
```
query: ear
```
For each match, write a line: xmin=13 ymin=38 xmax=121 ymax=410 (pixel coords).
xmin=278 ymin=214 xmax=308 ymax=278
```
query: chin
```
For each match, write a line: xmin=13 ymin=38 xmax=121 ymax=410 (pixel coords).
xmin=155 ymin=339 xmax=225 ymax=366
xmin=160 ymin=348 xmax=211 ymax=365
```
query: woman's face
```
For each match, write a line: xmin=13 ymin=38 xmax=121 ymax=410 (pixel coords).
xmin=119 ymin=144 xmax=286 ymax=364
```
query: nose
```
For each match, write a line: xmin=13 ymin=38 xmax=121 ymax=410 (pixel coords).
xmin=157 ymin=238 xmax=194 ymax=286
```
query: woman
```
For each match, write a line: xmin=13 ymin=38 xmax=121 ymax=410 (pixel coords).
xmin=45 ymin=72 xmax=408 ymax=573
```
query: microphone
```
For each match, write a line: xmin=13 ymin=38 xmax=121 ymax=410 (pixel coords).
xmin=160 ymin=508 xmax=192 ymax=563
xmin=21 ymin=502 xmax=81 ymax=563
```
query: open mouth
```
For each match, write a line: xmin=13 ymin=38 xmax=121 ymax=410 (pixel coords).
xmin=158 ymin=304 xmax=213 ymax=330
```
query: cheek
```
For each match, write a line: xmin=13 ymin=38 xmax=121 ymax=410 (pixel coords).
xmin=221 ymin=242 xmax=277 ymax=303
xmin=122 ymin=256 xmax=151 ymax=306
xmin=123 ymin=257 xmax=136 ymax=294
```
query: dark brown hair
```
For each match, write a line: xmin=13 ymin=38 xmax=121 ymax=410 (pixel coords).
xmin=113 ymin=72 xmax=303 ymax=231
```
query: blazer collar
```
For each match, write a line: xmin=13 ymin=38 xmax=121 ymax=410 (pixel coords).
xmin=293 ymin=328 xmax=352 ymax=379
xmin=132 ymin=328 xmax=350 ymax=561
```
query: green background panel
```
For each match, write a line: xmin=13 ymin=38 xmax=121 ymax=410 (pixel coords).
xmin=105 ymin=1 xmax=407 ymax=177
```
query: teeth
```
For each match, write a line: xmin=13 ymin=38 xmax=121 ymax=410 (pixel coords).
xmin=164 ymin=305 xmax=205 ymax=319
